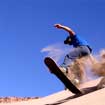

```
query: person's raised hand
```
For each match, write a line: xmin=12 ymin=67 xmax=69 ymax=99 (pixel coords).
xmin=54 ymin=24 xmax=63 ymax=29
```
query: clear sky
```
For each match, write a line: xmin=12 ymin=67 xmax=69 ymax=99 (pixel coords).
xmin=0 ymin=0 xmax=105 ymax=97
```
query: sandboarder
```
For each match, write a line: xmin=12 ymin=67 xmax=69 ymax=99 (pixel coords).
xmin=54 ymin=24 xmax=92 ymax=85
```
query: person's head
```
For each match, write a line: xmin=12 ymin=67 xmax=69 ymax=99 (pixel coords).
xmin=64 ymin=36 xmax=72 ymax=45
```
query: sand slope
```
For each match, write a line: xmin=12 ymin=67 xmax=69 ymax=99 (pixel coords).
xmin=0 ymin=78 xmax=105 ymax=105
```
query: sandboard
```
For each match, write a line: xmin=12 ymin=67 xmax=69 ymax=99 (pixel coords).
xmin=44 ymin=57 xmax=82 ymax=94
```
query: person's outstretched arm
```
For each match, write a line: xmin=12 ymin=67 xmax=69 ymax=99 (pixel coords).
xmin=54 ymin=24 xmax=75 ymax=36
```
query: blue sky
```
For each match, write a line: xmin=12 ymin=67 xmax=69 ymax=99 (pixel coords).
xmin=0 ymin=0 xmax=105 ymax=97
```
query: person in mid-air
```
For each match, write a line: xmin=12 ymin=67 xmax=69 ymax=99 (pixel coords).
xmin=54 ymin=24 xmax=92 ymax=85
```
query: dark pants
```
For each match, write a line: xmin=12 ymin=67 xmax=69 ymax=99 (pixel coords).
xmin=61 ymin=46 xmax=91 ymax=68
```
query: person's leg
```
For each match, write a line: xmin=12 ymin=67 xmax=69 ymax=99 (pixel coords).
xmin=60 ymin=46 xmax=91 ymax=86
xmin=61 ymin=46 xmax=91 ymax=68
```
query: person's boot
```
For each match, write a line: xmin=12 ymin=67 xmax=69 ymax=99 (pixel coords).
xmin=71 ymin=78 xmax=80 ymax=87
xmin=59 ymin=67 xmax=68 ymax=75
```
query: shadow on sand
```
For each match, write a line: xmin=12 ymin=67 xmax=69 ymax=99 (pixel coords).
xmin=45 ymin=86 xmax=104 ymax=105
